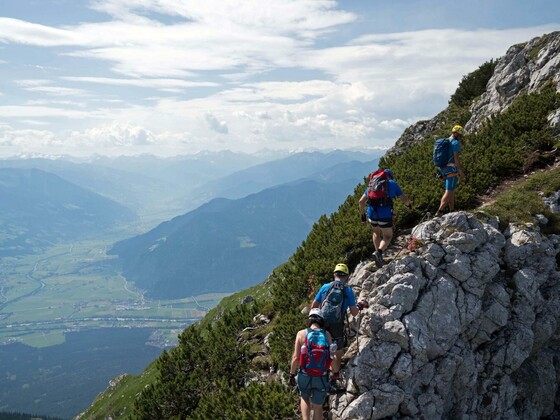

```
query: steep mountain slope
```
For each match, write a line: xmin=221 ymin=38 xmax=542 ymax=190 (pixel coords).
xmin=0 ymin=168 xmax=136 ymax=255
xmin=83 ymin=31 xmax=560 ymax=419
xmin=110 ymin=159 xmax=378 ymax=298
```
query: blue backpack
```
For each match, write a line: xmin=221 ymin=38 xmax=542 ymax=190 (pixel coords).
xmin=433 ymin=138 xmax=452 ymax=168
xmin=301 ymin=328 xmax=331 ymax=376
xmin=320 ymin=282 xmax=345 ymax=328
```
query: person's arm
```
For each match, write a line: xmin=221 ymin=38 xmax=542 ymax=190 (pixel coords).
xmin=359 ymin=194 xmax=367 ymax=222
xmin=454 ymin=151 xmax=465 ymax=179
xmin=347 ymin=288 xmax=359 ymax=317
xmin=399 ymin=193 xmax=412 ymax=208
xmin=290 ymin=330 xmax=304 ymax=376
xmin=326 ymin=330 xmax=333 ymax=345
xmin=311 ymin=285 xmax=325 ymax=308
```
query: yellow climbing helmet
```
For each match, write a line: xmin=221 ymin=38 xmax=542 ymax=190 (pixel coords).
xmin=333 ymin=263 xmax=349 ymax=275
xmin=451 ymin=125 xmax=465 ymax=135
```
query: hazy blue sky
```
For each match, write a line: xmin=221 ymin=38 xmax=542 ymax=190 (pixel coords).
xmin=0 ymin=0 xmax=558 ymax=157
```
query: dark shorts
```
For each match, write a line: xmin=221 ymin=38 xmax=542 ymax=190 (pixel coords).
xmin=326 ymin=323 xmax=347 ymax=349
xmin=368 ymin=217 xmax=393 ymax=228
xmin=297 ymin=371 xmax=329 ymax=405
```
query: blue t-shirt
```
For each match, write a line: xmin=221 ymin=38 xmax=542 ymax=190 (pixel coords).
xmin=314 ymin=280 xmax=356 ymax=314
xmin=363 ymin=179 xmax=403 ymax=219
xmin=448 ymin=138 xmax=461 ymax=164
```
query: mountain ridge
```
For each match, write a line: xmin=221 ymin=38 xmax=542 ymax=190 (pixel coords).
xmin=82 ymin=31 xmax=560 ymax=419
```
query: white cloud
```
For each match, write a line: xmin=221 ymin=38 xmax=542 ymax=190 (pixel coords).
xmin=16 ymin=79 xmax=52 ymax=87
xmin=70 ymin=122 xmax=156 ymax=147
xmin=24 ymin=86 xmax=90 ymax=96
xmin=205 ymin=113 xmax=228 ymax=134
xmin=0 ymin=105 xmax=93 ymax=119
xmin=62 ymin=76 xmax=218 ymax=90
xmin=0 ymin=0 xmax=558 ymax=157
xmin=379 ymin=118 xmax=415 ymax=131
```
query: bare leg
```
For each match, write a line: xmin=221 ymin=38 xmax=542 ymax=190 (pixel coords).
xmin=378 ymin=227 xmax=393 ymax=251
xmin=372 ymin=226 xmax=382 ymax=250
xmin=312 ymin=403 xmax=324 ymax=420
xmin=438 ymin=190 xmax=455 ymax=212
xmin=301 ymin=397 xmax=311 ymax=420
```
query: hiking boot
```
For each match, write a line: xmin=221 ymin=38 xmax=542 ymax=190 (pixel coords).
xmin=328 ymin=378 xmax=346 ymax=394
xmin=373 ymin=250 xmax=384 ymax=268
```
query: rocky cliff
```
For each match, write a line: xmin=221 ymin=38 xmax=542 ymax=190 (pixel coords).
xmin=466 ymin=32 xmax=560 ymax=133
xmin=333 ymin=212 xmax=560 ymax=419
xmin=388 ymin=31 xmax=560 ymax=156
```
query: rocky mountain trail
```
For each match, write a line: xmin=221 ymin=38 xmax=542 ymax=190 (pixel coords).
xmin=332 ymin=210 xmax=560 ymax=419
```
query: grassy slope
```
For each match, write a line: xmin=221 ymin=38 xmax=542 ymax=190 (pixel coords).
xmin=481 ymin=166 xmax=560 ymax=231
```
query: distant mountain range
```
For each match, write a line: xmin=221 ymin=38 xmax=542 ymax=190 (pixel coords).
xmin=109 ymin=158 xmax=378 ymax=298
xmin=0 ymin=151 xmax=375 ymax=224
xmin=0 ymin=168 xmax=136 ymax=256
xmin=0 ymin=152 xmax=267 ymax=221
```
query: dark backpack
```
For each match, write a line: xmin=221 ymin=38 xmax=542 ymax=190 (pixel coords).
xmin=301 ymin=328 xmax=331 ymax=376
xmin=433 ymin=138 xmax=452 ymax=168
xmin=367 ymin=169 xmax=390 ymax=206
xmin=320 ymin=281 xmax=345 ymax=329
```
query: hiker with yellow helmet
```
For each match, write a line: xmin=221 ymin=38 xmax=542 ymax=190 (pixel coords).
xmin=311 ymin=263 xmax=368 ymax=393
xmin=435 ymin=125 xmax=466 ymax=217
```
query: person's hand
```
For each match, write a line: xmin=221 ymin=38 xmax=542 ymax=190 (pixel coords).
xmin=288 ymin=373 xmax=296 ymax=386
xmin=406 ymin=202 xmax=412 ymax=209
xmin=361 ymin=213 xmax=367 ymax=223
xmin=357 ymin=300 xmax=369 ymax=310
xmin=459 ymin=171 xmax=465 ymax=180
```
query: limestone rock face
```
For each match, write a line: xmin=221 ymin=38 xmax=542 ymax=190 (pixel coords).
xmin=466 ymin=31 xmax=560 ymax=132
xmin=332 ymin=212 xmax=560 ymax=420
xmin=385 ymin=32 xmax=560 ymax=157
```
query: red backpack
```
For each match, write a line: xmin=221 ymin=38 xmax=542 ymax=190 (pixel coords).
xmin=367 ymin=169 xmax=390 ymax=206
xmin=299 ymin=328 xmax=331 ymax=376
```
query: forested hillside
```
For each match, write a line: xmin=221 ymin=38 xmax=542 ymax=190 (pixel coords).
xmin=0 ymin=168 xmax=136 ymax=256
xmin=82 ymin=32 xmax=560 ymax=419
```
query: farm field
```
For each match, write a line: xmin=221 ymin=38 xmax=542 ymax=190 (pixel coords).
xmin=0 ymin=237 xmax=230 ymax=348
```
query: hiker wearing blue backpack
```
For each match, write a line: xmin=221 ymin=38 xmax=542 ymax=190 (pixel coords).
xmin=289 ymin=308 xmax=334 ymax=420
xmin=434 ymin=125 xmax=466 ymax=217
xmin=359 ymin=169 xmax=412 ymax=267
xmin=310 ymin=263 xmax=368 ymax=393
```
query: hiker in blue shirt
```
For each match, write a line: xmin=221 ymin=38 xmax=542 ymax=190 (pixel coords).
xmin=311 ymin=263 xmax=368 ymax=393
xmin=359 ymin=169 xmax=411 ymax=267
xmin=435 ymin=125 xmax=465 ymax=217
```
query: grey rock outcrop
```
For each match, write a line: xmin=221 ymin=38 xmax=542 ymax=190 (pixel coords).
xmin=466 ymin=31 xmax=560 ymax=132
xmin=386 ymin=32 xmax=560 ymax=157
xmin=333 ymin=212 xmax=560 ymax=419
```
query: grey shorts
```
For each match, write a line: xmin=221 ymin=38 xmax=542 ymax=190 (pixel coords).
xmin=297 ymin=371 xmax=329 ymax=405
